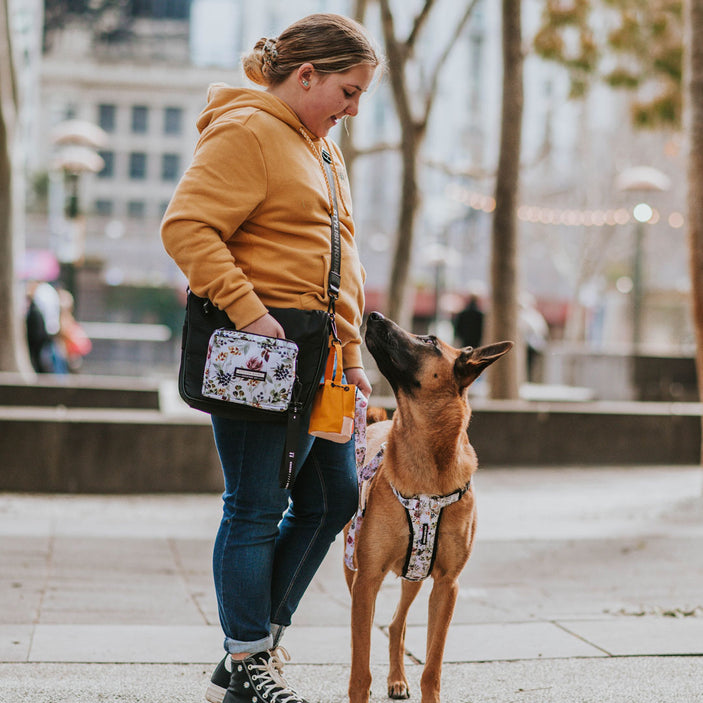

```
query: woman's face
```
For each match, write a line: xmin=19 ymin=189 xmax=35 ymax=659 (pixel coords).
xmin=298 ymin=63 xmax=376 ymax=138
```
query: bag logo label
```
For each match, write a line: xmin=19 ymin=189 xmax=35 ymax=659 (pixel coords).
xmin=234 ymin=367 xmax=267 ymax=382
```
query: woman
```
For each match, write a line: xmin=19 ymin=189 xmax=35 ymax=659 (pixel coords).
xmin=161 ymin=13 xmax=381 ymax=703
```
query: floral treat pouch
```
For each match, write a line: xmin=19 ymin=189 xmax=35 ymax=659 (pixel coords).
xmin=201 ymin=328 xmax=298 ymax=412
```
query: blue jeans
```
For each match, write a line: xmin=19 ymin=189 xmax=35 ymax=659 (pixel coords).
xmin=211 ymin=414 xmax=358 ymax=655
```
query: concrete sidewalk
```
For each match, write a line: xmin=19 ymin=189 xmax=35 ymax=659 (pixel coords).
xmin=1 ymin=465 xmax=703 ymax=702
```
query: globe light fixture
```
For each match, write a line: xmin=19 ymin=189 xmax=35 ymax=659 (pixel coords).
xmin=616 ymin=166 xmax=671 ymax=352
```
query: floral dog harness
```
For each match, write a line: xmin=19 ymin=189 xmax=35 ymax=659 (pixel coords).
xmin=391 ymin=481 xmax=471 ymax=581
xmin=345 ymin=398 xmax=472 ymax=581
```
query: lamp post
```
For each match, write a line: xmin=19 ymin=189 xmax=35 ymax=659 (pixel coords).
xmin=49 ymin=120 xmax=107 ymax=305
xmin=615 ymin=166 xmax=671 ymax=352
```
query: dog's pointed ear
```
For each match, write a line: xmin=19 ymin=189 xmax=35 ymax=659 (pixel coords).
xmin=454 ymin=341 xmax=514 ymax=387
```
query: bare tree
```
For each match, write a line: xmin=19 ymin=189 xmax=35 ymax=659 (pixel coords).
xmin=685 ymin=0 xmax=703 ymax=462
xmin=489 ymin=0 xmax=523 ymax=399
xmin=339 ymin=0 xmax=369 ymax=184
xmin=0 ymin=0 xmax=26 ymax=373
xmin=376 ymin=0 xmax=480 ymax=327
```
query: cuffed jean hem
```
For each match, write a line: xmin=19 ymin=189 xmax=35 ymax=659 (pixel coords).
xmin=225 ymin=634 xmax=272 ymax=656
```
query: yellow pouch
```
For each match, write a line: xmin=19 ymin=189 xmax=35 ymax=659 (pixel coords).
xmin=308 ymin=339 xmax=356 ymax=443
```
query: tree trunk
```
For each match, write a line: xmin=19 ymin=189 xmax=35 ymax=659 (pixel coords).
xmin=387 ymin=126 xmax=422 ymax=328
xmin=370 ymin=0 xmax=479 ymax=330
xmin=0 ymin=0 xmax=26 ymax=374
xmin=489 ymin=0 xmax=523 ymax=399
xmin=338 ymin=0 xmax=368 ymax=183
xmin=685 ymin=0 xmax=703 ymax=463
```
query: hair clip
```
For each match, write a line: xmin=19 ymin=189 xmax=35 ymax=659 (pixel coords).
xmin=262 ymin=38 xmax=278 ymax=70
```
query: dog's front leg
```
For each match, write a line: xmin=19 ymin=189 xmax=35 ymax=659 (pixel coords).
xmin=349 ymin=571 xmax=384 ymax=703
xmin=421 ymin=576 xmax=459 ymax=703
xmin=387 ymin=579 xmax=422 ymax=699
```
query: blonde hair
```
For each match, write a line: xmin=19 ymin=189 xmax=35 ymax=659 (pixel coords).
xmin=242 ymin=13 xmax=382 ymax=87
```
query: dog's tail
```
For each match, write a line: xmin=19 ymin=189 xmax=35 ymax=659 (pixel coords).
xmin=366 ymin=407 xmax=388 ymax=425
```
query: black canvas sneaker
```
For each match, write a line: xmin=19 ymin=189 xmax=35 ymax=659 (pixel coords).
xmin=208 ymin=648 xmax=308 ymax=703
xmin=207 ymin=627 xmax=288 ymax=703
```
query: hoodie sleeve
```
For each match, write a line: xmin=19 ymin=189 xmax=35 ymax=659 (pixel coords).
xmin=161 ymin=117 xmax=269 ymax=328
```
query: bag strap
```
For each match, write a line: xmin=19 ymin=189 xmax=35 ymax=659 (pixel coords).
xmin=323 ymin=338 xmax=344 ymax=385
xmin=321 ymin=148 xmax=341 ymax=338
xmin=280 ymin=147 xmax=342 ymax=491
xmin=280 ymin=403 xmax=303 ymax=490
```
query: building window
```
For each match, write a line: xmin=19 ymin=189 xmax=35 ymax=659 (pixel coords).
xmin=131 ymin=0 xmax=189 ymax=20
xmin=161 ymin=153 xmax=180 ymax=181
xmin=164 ymin=107 xmax=182 ymax=135
xmin=98 ymin=104 xmax=116 ymax=133
xmin=129 ymin=152 xmax=147 ymax=179
xmin=128 ymin=200 xmax=146 ymax=218
xmin=95 ymin=199 xmax=113 ymax=216
xmin=131 ymin=105 xmax=149 ymax=133
xmin=97 ymin=151 xmax=115 ymax=178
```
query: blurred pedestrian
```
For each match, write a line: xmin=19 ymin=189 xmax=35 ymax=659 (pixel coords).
xmin=58 ymin=289 xmax=92 ymax=371
xmin=26 ymin=281 xmax=68 ymax=374
xmin=454 ymin=294 xmax=484 ymax=348
xmin=520 ymin=295 xmax=548 ymax=382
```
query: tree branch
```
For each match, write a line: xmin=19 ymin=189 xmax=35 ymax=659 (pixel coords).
xmin=379 ymin=0 xmax=416 ymax=129
xmin=350 ymin=141 xmax=400 ymax=159
xmin=407 ymin=0 xmax=436 ymax=50
xmin=339 ymin=0 xmax=370 ymax=175
xmin=423 ymin=158 xmax=491 ymax=180
xmin=423 ymin=0 xmax=480 ymax=123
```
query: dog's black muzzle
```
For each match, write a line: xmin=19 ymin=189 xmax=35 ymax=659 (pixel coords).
xmin=365 ymin=312 xmax=421 ymax=394
xmin=365 ymin=311 xmax=399 ymax=354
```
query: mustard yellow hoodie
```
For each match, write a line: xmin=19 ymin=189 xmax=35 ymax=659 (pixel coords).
xmin=161 ymin=85 xmax=366 ymax=368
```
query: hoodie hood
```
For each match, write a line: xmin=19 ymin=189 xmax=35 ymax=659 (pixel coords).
xmin=197 ymin=84 xmax=306 ymax=136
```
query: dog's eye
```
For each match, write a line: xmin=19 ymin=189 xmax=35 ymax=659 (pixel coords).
xmin=419 ymin=335 xmax=437 ymax=347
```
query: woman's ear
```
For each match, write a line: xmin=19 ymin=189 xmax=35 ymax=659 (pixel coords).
xmin=297 ymin=63 xmax=314 ymax=88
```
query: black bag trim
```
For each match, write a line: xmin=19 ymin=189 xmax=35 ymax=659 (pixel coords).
xmin=178 ymin=292 xmax=331 ymax=423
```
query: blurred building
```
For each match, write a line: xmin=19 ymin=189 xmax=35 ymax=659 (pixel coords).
xmin=28 ymin=6 xmax=231 ymax=298
xmin=17 ymin=0 xmax=693 ymax=375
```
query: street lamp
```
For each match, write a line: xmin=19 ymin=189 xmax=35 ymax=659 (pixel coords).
xmin=615 ymin=166 xmax=671 ymax=352
xmin=49 ymin=120 xmax=107 ymax=304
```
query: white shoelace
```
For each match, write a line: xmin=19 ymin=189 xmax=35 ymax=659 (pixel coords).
xmin=249 ymin=647 xmax=302 ymax=703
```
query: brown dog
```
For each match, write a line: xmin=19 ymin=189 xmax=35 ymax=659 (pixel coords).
xmin=344 ymin=312 xmax=512 ymax=703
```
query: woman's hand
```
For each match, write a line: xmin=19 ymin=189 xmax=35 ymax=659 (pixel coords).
xmin=241 ymin=313 xmax=285 ymax=338
xmin=345 ymin=367 xmax=372 ymax=399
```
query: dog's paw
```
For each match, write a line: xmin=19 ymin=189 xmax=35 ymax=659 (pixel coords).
xmin=388 ymin=681 xmax=411 ymax=699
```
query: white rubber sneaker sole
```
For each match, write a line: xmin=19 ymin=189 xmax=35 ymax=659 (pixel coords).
xmin=205 ymin=681 xmax=227 ymax=703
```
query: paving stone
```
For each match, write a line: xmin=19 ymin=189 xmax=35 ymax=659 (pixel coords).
xmin=29 ymin=624 xmax=222 ymax=663
xmin=403 ymin=621 xmax=607 ymax=663
xmin=0 ymin=626 xmax=32 ymax=661
xmin=560 ymin=617 xmax=703 ymax=656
